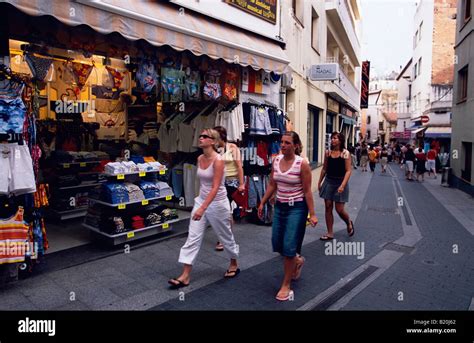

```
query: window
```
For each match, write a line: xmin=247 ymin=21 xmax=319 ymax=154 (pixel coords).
xmin=463 ymin=0 xmax=472 ymax=22
xmin=403 ymin=121 xmax=406 ymax=129
xmin=367 ymin=115 xmax=371 ymax=125
xmin=311 ymin=9 xmax=320 ymax=53
xmin=419 ymin=22 xmax=423 ymax=41
xmin=367 ymin=130 xmax=371 ymax=139
xmin=458 ymin=65 xmax=469 ymax=102
xmin=414 ymin=62 xmax=418 ymax=79
xmin=292 ymin=0 xmax=304 ymax=26
xmin=462 ymin=142 xmax=472 ymax=181
xmin=414 ymin=30 xmax=418 ymax=48
xmin=408 ymin=84 xmax=412 ymax=100
xmin=379 ymin=122 xmax=384 ymax=131
xmin=418 ymin=57 xmax=422 ymax=76
xmin=307 ymin=106 xmax=320 ymax=164
xmin=326 ymin=114 xmax=334 ymax=134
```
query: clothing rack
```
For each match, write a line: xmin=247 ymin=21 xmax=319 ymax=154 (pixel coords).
xmin=244 ymin=99 xmax=290 ymax=122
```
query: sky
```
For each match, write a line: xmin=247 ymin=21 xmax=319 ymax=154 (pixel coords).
xmin=360 ymin=0 xmax=418 ymax=78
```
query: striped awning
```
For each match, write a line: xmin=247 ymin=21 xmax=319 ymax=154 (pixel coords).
xmin=3 ymin=0 xmax=289 ymax=73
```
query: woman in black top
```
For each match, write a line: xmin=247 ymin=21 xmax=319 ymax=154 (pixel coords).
xmin=317 ymin=132 xmax=355 ymax=240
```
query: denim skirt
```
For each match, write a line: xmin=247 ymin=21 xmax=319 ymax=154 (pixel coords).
xmin=272 ymin=201 xmax=308 ymax=257
xmin=319 ymin=176 xmax=349 ymax=203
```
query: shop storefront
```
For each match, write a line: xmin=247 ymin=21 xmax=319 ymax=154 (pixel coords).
xmin=0 ymin=0 xmax=289 ymax=280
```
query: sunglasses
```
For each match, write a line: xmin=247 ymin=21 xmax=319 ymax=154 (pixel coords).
xmin=199 ymin=134 xmax=213 ymax=139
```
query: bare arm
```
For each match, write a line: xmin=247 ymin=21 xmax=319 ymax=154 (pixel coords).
xmin=340 ymin=151 xmax=352 ymax=189
xmin=301 ymin=160 xmax=316 ymax=217
xmin=318 ymin=151 xmax=329 ymax=187
xmin=232 ymin=144 xmax=245 ymax=188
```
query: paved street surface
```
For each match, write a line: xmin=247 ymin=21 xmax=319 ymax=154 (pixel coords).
xmin=1 ymin=163 xmax=473 ymax=311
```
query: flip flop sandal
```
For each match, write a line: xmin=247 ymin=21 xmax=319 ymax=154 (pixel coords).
xmin=168 ymin=278 xmax=189 ymax=289
xmin=276 ymin=290 xmax=294 ymax=301
xmin=320 ymin=235 xmax=334 ymax=241
xmin=224 ymin=268 xmax=240 ymax=278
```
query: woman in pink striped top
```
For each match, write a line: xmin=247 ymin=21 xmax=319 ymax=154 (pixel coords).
xmin=258 ymin=131 xmax=318 ymax=301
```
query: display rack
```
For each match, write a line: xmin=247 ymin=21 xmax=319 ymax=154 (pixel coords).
xmin=82 ymin=167 xmax=178 ymax=245
xmin=48 ymin=160 xmax=102 ymax=221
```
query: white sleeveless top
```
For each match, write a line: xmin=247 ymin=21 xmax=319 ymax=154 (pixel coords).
xmin=273 ymin=154 xmax=304 ymax=203
xmin=197 ymin=154 xmax=227 ymax=202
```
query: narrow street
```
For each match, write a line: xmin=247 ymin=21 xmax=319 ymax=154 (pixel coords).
xmin=1 ymin=163 xmax=472 ymax=311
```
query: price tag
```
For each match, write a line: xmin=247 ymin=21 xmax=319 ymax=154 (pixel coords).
xmin=162 ymin=223 xmax=169 ymax=229
xmin=80 ymin=162 xmax=87 ymax=167
xmin=63 ymin=163 xmax=70 ymax=169
xmin=112 ymin=88 xmax=118 ymax=92
xmin=117 ymin=174 xmax=125 ymax=180
xmin=253 ymin=176 xmax=259 ymax=181
xmin=139 ymin=171 xmax=146 ymax=177
xmin=127 ymin=232 xmax=135 ymax=238
xmin=165 ymin=195 xmax=172 ymax=201
xmin=141 ymin=200 xmax=149 ymax=205
xmin=118 ymin=204 xmax=126 ymax=209
xmin=159 ymin=170 xmax=166 ymax=175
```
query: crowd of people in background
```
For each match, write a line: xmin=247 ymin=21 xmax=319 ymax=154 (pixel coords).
xmin=348 ymin=140 xmax=442 ymax=182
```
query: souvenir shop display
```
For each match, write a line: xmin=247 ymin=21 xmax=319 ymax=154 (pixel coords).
xmin=82 ymin=159 xmax=178 ymax=245
xmin=0 ymin=64 xmax=48 ymax=281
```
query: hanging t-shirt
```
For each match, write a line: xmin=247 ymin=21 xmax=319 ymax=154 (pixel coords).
xmin=161 ymin=67 xmax=184 ymax=102
xmin=0 ymin=80 xmax=25 ymax=134
xmin=136 ymin=62 xmax=159 ymax=93
xmin=185 ymin=71 xmax=201 ymax=101
xmin=203 ymin=69 xmax=221 ymax=100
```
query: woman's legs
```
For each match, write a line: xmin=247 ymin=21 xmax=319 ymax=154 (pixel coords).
xmin=276 ymin=256 xmax=297 ymax=299
xmin=324 ymin=200 xmax=334 ymax=238
xmin=335 ymin=202 xmax=352 ymax=233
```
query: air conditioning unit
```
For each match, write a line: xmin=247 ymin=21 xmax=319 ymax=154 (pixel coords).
xmin=281 ymin=72 xmax=295 ymax=90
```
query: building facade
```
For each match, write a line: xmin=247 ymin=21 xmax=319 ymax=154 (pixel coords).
xmin=450 ymin=0 xmax=474 ymax=196
xmin=409 ymin=0 xmax=456 ymax=150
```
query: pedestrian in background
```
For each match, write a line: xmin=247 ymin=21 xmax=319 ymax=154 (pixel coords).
xmin=317 ymin=132 xmax=355 ymax=241
xmin=258 ymin=131 xmax=318 ymax=301
xmin=415 ymin=147 xmax=426 ymax=182
xmin=213 ymin=126 xmax=245 ymax=252
xmin=368 ymin=146 xmax=378 ymax=173
xmin=360 ymin=144 xmax=369 ymax=172
xmin=426 ymin=147 xmax=438 ymax=179
xmin=404 ymin=144 xmax=416 ymax=181
xmin=168 ymin=128 xmax=240 ymax=289
xmin=380 ymin=147 xmax=389 ymax=173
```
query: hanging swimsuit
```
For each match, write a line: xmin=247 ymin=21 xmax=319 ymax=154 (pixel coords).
xmin=105 ymin=66 xmax=125 ymax=89
xmin=71 ymin=62 xmax=94 ymax=90
xmin=25 ymin=55 xmax=53 ymax=82
xmin=0 ymin=80 xmax=26 ymax=134
xmin=0 ymin=206 xmax=29 ymax=264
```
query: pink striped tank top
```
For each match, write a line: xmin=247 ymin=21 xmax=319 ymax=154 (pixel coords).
xmin=273 ymin=155 xmax=304 ymax=203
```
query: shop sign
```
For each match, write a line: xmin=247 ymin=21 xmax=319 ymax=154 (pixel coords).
xmin=225 ymin=0 xmax=277 ymax=24
xmin=309 ymin=64 xmax=339 ymax=81
xmin=342 ymin=106 xmax=354 ymax=118
xmin=421 ymin=115 xmax=429 ymax=123
xmin=360 ymin=61 xmax=370 ymax=109
xmin=327 ymin=97 xmax=339 ymax=114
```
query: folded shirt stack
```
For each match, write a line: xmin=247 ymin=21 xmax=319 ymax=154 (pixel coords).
xmin=155 ymin=181 xmax=173 ymax=198
xmin=101 ymin=183 xmax=129 ymax=204
xmin=123 ymin=183 xmax=145 ymax=202
xmin=137 ymin=181 xmax=159 ymax=199
xmin=132 ymin=215 xmax=145 ymax=230
xmin=104 ymin=162 xmax=127 ymax=175
xmin=122 ymin=161 xmax=139 ymax=173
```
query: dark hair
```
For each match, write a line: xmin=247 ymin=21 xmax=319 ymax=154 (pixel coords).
xmin=330 ymin=132 xmax=345 ymax=151
xmin=282 ymin=131 xmax=303 ymax=155
xmin=213 ymin=126 xmax=227 ymax=143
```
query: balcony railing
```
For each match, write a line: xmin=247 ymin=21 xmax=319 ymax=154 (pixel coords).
xmin=325 ymin=0 xmax=361 ymax=61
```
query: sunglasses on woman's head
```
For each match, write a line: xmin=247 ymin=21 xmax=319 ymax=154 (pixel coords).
xmin=199 ymin=134 xmax=212 ymax=139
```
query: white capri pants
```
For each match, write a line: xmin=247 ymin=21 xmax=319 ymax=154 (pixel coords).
xmin=179 ymin=197 xmax=240 ymax=265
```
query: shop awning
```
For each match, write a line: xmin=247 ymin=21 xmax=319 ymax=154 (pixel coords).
xmin=411 ymin=127 xmax=426 ymax=134
xmin=425 ymin=127 xmax=451 ymax=138
xmin=4 ymin=0 xmax=289 ymax=73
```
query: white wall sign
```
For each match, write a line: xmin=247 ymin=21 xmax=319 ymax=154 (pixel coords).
xmin=309 ymin=64 xmax=339 ymax=81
